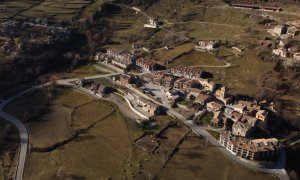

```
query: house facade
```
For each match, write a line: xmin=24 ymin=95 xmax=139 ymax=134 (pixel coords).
xmin=170 ymin=66 xmax=203 ymax=79
xmin=138 ymin=97 xmax=161 ymax=115
xmin=173 ymin=78 xmax=189 ymax=89
xmin=136 ymin=58 xmax=157 ymax=71
xmin=220 ymin=131 xmax=280 ymax=161
xmin=273 ymin=25 xmax=287 ymax=36
xmin=161 ymin=75 xmax=175 ymax=89
xmin=196 ymin=41 xmax=219 ymax=50
xmin=120 ymin=74 xmax=133 ymax=85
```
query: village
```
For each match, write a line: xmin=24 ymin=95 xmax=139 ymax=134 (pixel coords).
xmin=69 ymin=46 xmax=282 ymax=163
xmin=1 ymin=1 xmax=300 ymax=180
xmin=0 ymin=18 xmax=72 ymax=56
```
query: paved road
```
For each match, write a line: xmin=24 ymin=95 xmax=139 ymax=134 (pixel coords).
xmin=57 ymin=73 xmax=119 ymax=84
xmin=190 ymin=60 xmax=231 ymax=68
xmin=0 ymin=112 xmax=28 ymax=180
xmin=0 ymin=83 xmax=50 ymax=180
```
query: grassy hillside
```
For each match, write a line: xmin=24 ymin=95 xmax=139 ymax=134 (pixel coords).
xmin=0 ymin=161 xmax=3 ymax=180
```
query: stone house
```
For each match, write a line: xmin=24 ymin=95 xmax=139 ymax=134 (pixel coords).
xmin=273 ymin=25 xmax=287 ymax=36
xmin=287 ymin=26 xmax=299 ymax=37
xmin=170 ymin=66 xmax=203 ymax=79
xmin=224 ymin=107 xmax=242 ymax=122
xmin=136 ymin=58 xmax=157 ymax=71
xmin=120 ymin=74 xmax=134 ymax=85
xmin=173 ymin=78 xmax=190 ymax=89
xmin=194 ymin=93 xmax=213 ymax=105
xmin=161 ymin=75 xmax=175 ymax=89
xmin=198 ymin=78 xmax=216 ymax=91
xmin=232 ymin=121 xmax=254 ymax=137
xmin=138 ymin=97 xmax=162 ymax=115
xmin=256 ymin=110 xmax=268 ymax=121
xmin=183 ymin=79 xmax=201 ymax=89
xmin=207 ymin=101 xmax=224 ymax=112
xmin=212 ymin=111 xmax=224 ymax=127
xmin=196 ymin=41 xmax=219 ymax=50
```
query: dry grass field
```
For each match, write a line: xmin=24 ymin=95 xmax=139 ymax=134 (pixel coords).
xmin=53 ymin=87 xmax=94 ymax=108
xmin=5 ymin=86 xmax=146 ymax=179
xmin=168 ymin=49 xmax=224 ymax=68
xmin=158 ymin=133 xmax=274 ymax=180
xmin=153 ymin=43 xmax=195 ymax=64
xmin=0 ymin=161 xmax=3 ymax=180
xmin=3 ymin=89 xmax=50 ymax=122
xmin=28 ymin=105 xmax=73 ymax=149
xmin=202 ymin=49 xmax=275 ymax=97
xmin=24 ymin=109 xmax=133 ymax=180
xmin=72 ymin=100 xmax=115 ymax=130
xmin=4 ymin=87 xmax=94 ymax=148
xmin=41 ymin=64 xmax=108 ymax=81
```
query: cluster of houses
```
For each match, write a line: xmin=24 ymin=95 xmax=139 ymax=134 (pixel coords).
xmin=220 ymin=131 xmax=280 ymax=160
xmin=271 ymin=40 xmax=300 ymax=61
xmin=259 ymin=24 xmax=300 ymax=61
xmin=75 ymin=79 xmax=111 ymax=97
xmin=95 ymin=49 xmax=161 ymax=71
xmin=95 ymin=49 xmax=136 ymax=69
xmin=118 ymin=67 xmax=279 ymax=161
xmin=272 ymin=25 xmax=299 ymax=38
xmin=95 ymin=47 xmax=280 ymax=161
xmin=0 ymin=19 xmax=72 ymax=55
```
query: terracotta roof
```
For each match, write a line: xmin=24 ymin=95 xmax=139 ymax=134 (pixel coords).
xmin=136 ymin=58 xmax=155 ymax=66
xmin=195 ymin=93 xmax=211 ymax=103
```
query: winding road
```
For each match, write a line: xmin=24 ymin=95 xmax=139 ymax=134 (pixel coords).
xmin=0 ymin=73 xmax=118 ymax=180
xmin=0 ymin=112 xmax=28 ymax=180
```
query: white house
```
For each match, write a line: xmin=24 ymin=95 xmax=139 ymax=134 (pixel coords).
xmin=273 ymin=48 xmax=287 ymax=58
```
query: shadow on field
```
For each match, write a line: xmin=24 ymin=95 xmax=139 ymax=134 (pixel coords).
xmin=164 ymin=163 xmax=203 ymax=172
xmin=64 ymin=174 xmax=86 ymax=180
xmin=176 ymin=152 xmax=206 ymax=159
xmin=73 ymin=135 xmax=96 ymax=142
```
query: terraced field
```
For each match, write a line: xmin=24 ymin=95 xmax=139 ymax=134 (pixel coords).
xmin=0 ymin=0 xmax=104 ymax=20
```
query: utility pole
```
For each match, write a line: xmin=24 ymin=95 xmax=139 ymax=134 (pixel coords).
xmin=162 ymin=153 xmax=165 ymax=164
